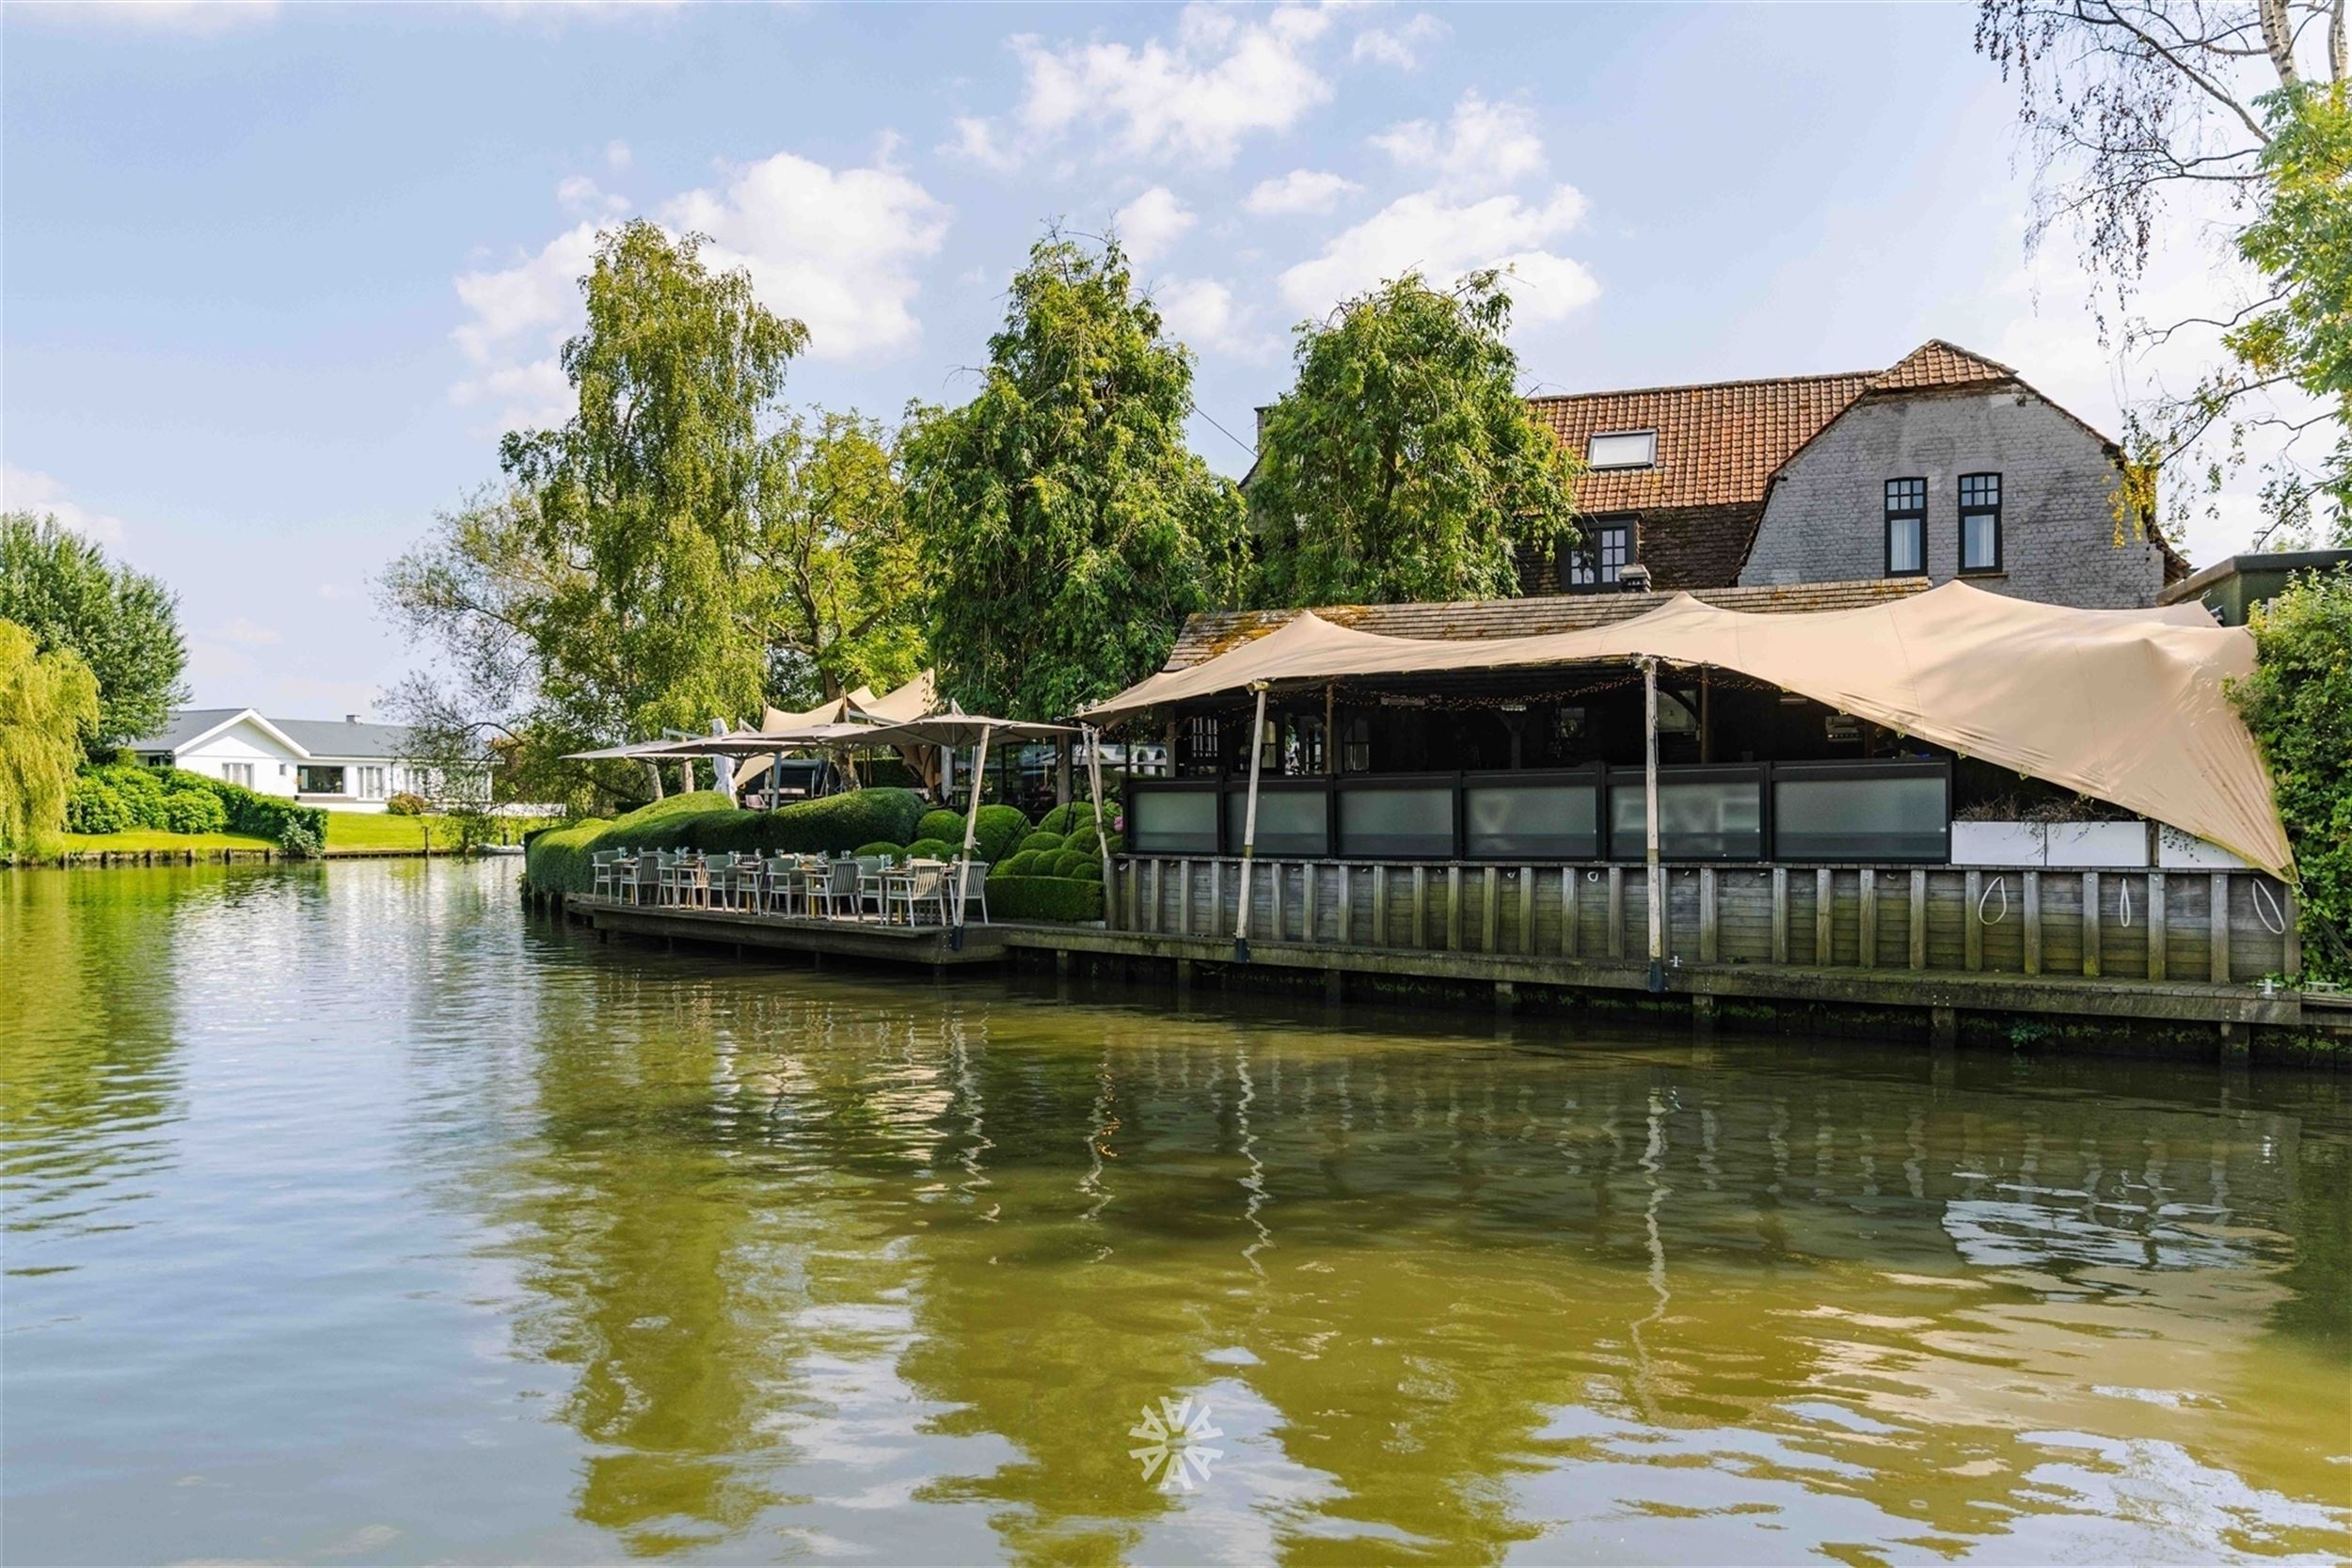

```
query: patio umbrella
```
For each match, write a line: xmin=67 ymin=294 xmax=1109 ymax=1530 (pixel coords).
xmin=849 ymin=704 xmax=1079 ymax=944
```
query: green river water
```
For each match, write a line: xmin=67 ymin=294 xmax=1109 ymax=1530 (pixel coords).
xmin=2 ymin=860 xmax=2346 ymax=1565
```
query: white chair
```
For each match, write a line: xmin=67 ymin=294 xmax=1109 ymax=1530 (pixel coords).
xmin=590 ymin=849 xmax=618 ymax=899
xmin=855 ymin=856 xmax=892 ymax=921
xmin=888 ymin=863 xmax=948 ymax=927
xmin=952 ymin=858 xmax=989 ymax=925
xmin=818 ymin=860 xmax=862 ymax=919
xmin=761 ymin=856 xmax=803 ymax=916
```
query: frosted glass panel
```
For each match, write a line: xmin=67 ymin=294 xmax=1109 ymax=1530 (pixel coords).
xmin=1339 ymin=787 xmax=1454 ymax=858
xmin=1225 ymin=788 xmax=1329 ymax=855
xmin=1774 ymin=774 xmax=1946 ymax=861
xmin=1128 ymin=789 xmax=1218 ymax=853
xmin=1610 ymin=779 xmax=1763 ymax=859
xmin=1465 ymin=784 xmax=1598 ymax=858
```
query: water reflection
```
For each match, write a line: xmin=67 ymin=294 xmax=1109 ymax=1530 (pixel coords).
xmin=1 ymin=862 xmax=2345 ymax=1566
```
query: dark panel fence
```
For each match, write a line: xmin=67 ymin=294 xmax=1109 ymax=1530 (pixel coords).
xmin=1127 ymin=760 xmax=1952 ymax=865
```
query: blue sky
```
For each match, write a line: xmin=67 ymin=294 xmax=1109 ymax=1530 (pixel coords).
xmin=2 ymin=2 xmax=2249 ymax=720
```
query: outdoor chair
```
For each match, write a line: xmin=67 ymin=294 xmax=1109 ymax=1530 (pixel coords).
xmin=818 ymin=860 xmax=862 ymax=919
xmin=951 ymin=858 xmax=989 ymax=925
xmin=887 ymin=863 xmax=948 ymax=927
xmin=628 ymin=854 xmax=660 ymax=907
xmin=854 ymin=855 xmax=892 ymax=922
xmin=761 ymin=856 xmax=803 ymax=916
xmin=591 ymin=850 xmax=619 ymax=900
xmin=705 ymin=857 xmax=739 ymax=912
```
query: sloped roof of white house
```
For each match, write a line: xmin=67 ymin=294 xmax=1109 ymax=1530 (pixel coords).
xmin=130 ymin=707 xmax=416 ymax=760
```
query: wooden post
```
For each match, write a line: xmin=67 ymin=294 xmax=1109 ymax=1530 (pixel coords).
xmin=1232 ymin=684 xmax=1269 ymax=959
xmin=1858 ymin=869 xmax=1878 ymax=970
xmin=1411 ymin=865 xmax=1428 ymax=949
xmin=1519 ymin=865 xmax=1535 ymax=956
xmin=1055 ymin=736 xmax=1072 ymax=806
xmin=1209 ymin=858 xmax=1223 ymax=939
xmin=1772 ymin=867 xmax=1789 ymax=964
xmin=2210 ymin=872 xmax=2232 ymax=983
xmin=1445 ymin=865 xmax=1463 ymax=950
xmin=1337 ymin=863 xmax=1353 ymax=946
xmin=1179 ymin=858 xmax=1193 ymax=938
xmin=1374 ymin=865 xmax=1391 ymax=946
xmin=1816 ymin=868 xmax=1835 ymax=966
xmin=1481 ymin=867 xmax=1499 ymax=953
xmin=1607 ymin=865 xmax=1627 ymax=959
xmin=1324 ymin=683 xmax=1339 ymax=777
xmin=1909 ymin=869 xmax=1928 ymax=970
xmin=1303 ymin=862 xmax=1319 ymax=944
xmin=2147 ymin=872 xmax=2167 ymax=982
xmin=1698 ymin=867 xmax=1718 ymax=963
xmin=2282 ymin=883 xmax=2301 ymax=977
xmin=2082 ymin=870 xmax=2102 ymax=978
xmin=1963 ymin=871 xmax=1983 ymax=972
xmin=1564 ymin=867 xmax=1581 ymax=958
xmin=1085 ymin=725 xmax=1116 ymax=928
xmin=2023 ymin=870 xmax=2042 ymax=975
xmin=1268 ymin=859 xmax=1285 ymax=943
xmin=1642 ymin=657 xmax=1663 ymax=980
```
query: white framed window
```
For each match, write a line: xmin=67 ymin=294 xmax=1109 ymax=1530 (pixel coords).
xmin=357 ymin=766 xmax=387 ymax=799
xmin=221 ymin=762 xmax=254 ymax=787
xmin=1586 ymin=430 xmax=1657 ymax=470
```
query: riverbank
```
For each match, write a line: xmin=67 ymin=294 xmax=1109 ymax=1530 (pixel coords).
xmin=20 ymin=812 xmax=558 ymax=865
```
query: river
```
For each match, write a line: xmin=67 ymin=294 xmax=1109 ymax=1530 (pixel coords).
xmin=2 ymin=860 xmax=2345 ymax=1565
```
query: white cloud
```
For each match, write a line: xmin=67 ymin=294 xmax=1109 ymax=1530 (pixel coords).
xmin=1115 ymin=186 xmax=1196 ymax=264
xmin=1156 ymin=277 xmax=1255 ymax=356
xmin=556 ymin=175 xmax=627 ymax=215
xmin=205 ymin=616 xmax=280 ymax=648
xmin=0 ymin=467 xmax=129 ymax=546
xmin=1279 ymin=184 xmax=1599 ymax=325
xmin=317 ymin=583 xmax=355 ymax=602
xmin=605 ymin=139 xmax=632 ymax=171
xmin=1243 ymin=168 xmax=1362 ymax=216
xmin=451 ymin=148 xmax=948 ymax=429
xmin=1351 ymin=12 xmax=1447 ymax=68
xmin=14 ymin=0 xmax=278 ymax=33
xmin=948 ymin=4 xmax=1337 ymax=169
xmin=1373 ymin=91 xmax=1546 ymax=193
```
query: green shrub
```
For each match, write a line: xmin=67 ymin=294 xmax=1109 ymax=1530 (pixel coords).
xmin=160 ymin=787 xmax=227 ymax=835
xmin=1066 ymin=822 xmax=1101 ymax=855
xmin=98 ymin=765 xmax=170 ymax=827
xmin=1018 ymin=830 xmax=1066 ymax=854
xmin=1047 ymin=848 xmax=1089 ymax=879
xmin=1070 ymin=857 xmax=1104 ymax=882
xmin=65 ymin=776 xmax=131 ymax=834
xmin=903 ymin=837 xmax=955 ymax=861
xmin=998 ymin=850 xmax=1040 ymax=878
xmin=915 ymin=808 xmax=967 ymax=844
xmin=386 ymin=791 xmax=427 ymax=816
xmin=982 ymin=875 xmax=1104 ymax=923
xmin=525 ymin=787 xmax=928 ymax=894
xmin=2233 ymin=567 xmax=2352 ymax=980
xmin=1103 ymin=831 xmax=1124 ymax=857
xmin=278 ymin=817 xmax=324 ymax=859
xmin=972 ymin=803 xmax=1030 ymax=863
xmin=851 ymin=840 xmax=905 ymax=859
xmin=1035 ymin=800 xmax=1100 ymax=835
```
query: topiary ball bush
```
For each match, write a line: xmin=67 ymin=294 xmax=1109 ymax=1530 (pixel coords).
xmin=161 ymin=787 xmax=228 ymax=835
xmin=903 ymin=837 xmax=955 ymax=861
xmin=1071 ymin=858 xmax=1104 ymax=882
xmin=1049 ymin=848 xmax=1093 ymax=879
xmin=981 ymin=875 xmax=1104 ymax=923
xmin=851 ymin=841 xmax=905 ymax=859
xmin=971 ymin=804 xmax=1031 ymax=864
xmin=915 ymin=809 xmax=967 ymax=845
xmin=998 ymin=850 xmax=1040 ymax=878
xmin=1018 ymin=830 xmax=1065 ymax=854
xmin=1065 ymin=823 xmax=1101 ymax=855
xmin=1035 ymin=800 xmax=1101 ymax=836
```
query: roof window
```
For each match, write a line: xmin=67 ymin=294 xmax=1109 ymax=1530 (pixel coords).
xmin=1586 ymin=430 xmax=1657 ymax=469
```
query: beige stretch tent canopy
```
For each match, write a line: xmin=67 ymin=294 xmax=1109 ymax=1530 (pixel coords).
xmin=1081 ymin=581 xmax=2293 ymax=878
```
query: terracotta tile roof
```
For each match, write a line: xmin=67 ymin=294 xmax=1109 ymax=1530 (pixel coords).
xmin=1527 ymin=371 xmax=1874 ymax=513
xmin=1867 ymin=340 xmax=2015 ymax=392
xmin=1166 ymin=579 xmax=1930 ymax=671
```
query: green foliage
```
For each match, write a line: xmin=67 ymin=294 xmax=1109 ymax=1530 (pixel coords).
xmin=999 ymin=849 xmax=1041 ymax=878
xmin=1249 ymin=270 xmax=1581 ymax=607
xmin=851 ymin=840 xmax=905 ymax=859
xmin=65 ymin=775 xmax=131 ymax=834
xmin=0 ymin=514 xmax=187 ymax=751
xmin=1018 ymin=830 xmax=1065 ymax=854
xmin=160 ymin=787 xmax=227 ymax=835
xmin=981 ymin=874 xmax=1104 ymax=923
xmin=1066 ymin=822 xmax=1102 ymax=855
xmin=2232 ymin=567 xmax=2352 ymax=979
xmin=525 ymin=786 xmax=927 ymax=893
xmin=915 ymin=808 xmax=967 ymax=844
xmin=904 ymin=230 xmax=1248 ymax=720
xmin=0 ymin=621 xmax=100 ymax=854
xmin=277 ymin=818 xmax=324 ymax=860
xmin=386 ymin=791 xmax=426 ymax=816
xmin=1035 ymin=800 xmax=1103 ymax=835
xmin=1069 ymin=857 xmax=1104 ymax=882
xmin=970 ymin=803 xmax=1030 ymax=863
xmin=1046 ymin=848 xmax=1090 ymax=879
xmin=903 ymin=836 xmax=955 ymax=861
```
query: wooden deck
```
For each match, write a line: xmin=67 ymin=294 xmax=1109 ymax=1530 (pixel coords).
xmin=566 ymin=894 xmax=1009 ymax=965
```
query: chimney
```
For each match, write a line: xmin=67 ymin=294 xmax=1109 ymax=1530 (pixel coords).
xmin=1618 ymin=564 xmax=1654 ymax=594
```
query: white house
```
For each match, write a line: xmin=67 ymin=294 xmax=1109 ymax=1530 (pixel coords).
xmin=127 ymin=707 xmax=473 ymax=813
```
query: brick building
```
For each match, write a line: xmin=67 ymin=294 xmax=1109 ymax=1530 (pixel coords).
xmin=1517 ymin=341 xmax=2186 ymax=609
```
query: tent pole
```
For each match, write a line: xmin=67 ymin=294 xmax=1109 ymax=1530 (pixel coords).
xmin=953 ymin=727 xmax=992 ymax=950
xmin=769 ymin=753 xmax=780 ymax=811
xmin=1644 ymin=657 xmax=1664 ymax=993
xmin=1233 ymin=684 xmax=1269 ymax=963
xmin=1084 ymin=724 xmax=1114 ymax=928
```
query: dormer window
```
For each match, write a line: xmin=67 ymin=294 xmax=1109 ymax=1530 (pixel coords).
xmin=1586 ymin=430 xmax=1657 ymax=470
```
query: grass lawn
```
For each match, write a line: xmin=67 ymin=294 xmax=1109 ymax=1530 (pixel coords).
xmin=60 ymin=830 xmax=277 ymax=854
xmin=323 ymin=812 xmax=560 ymax=853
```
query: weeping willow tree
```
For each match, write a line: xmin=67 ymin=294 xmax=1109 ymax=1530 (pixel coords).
xmin=0 ymin=619 xmax=100 ymax=857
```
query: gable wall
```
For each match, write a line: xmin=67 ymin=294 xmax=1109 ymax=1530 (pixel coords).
xmin=1737 ymin=387 xmax=2168 ymax=609
xmin=174 ymin=719 xmax=303 ymax=797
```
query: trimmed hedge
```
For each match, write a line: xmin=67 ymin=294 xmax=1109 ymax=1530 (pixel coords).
xmin=904 ymin=836 xmax=955 ymax=861
xmin=162 ymin=787 xmax=228 ymax=835
xmin=527 ymin=787 xmax=929 ymax=894
xmin=971 ymin=804 xmax=1031 ymax=863
xmin=64 ymin=764 xmax=325 ymax=851
xmin=851 ymin=840 xmax=906 ymax=859
xmin=1018 ymin=830 xmax=1066 ymax=854
xmin=915 ymin=809 xmax=967 ymax=844
xmin=1035 ymin=800 xmax=1099 ymax=835
xmin=983 ymin=875 xmax=1104 ymax=923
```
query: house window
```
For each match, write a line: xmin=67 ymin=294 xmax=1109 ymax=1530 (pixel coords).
xmin=1566 ymin=520 xmax=1635 ymax=590
xmin=297 ymin=765 xmax=346 ymax=794
xmin=357 ymin=765 xmax=387 ymax=799
xmin=221 ymin=762 xmax=254 ymax=787
xmin=1884 ymin=478 xmax=1927 ymax=577
xmin=1586 ymin=430 xmax=1657 ymax=470
xmin=1959 ymin=472 xmax=2002 ymax=572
